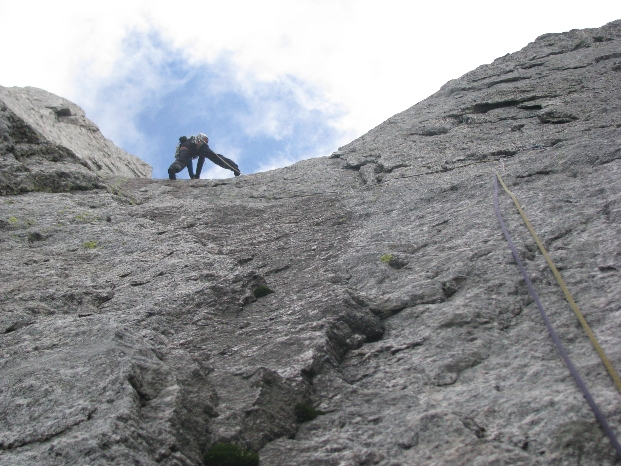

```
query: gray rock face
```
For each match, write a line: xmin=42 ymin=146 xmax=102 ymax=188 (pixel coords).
xmin=2 ymin=20 xmax=621 ymax=466
xmin=0 ymin=86 xmax=151 ymax=195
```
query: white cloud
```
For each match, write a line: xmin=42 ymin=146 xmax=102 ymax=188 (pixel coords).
xmin=1 ymin=0 xmax=620 ymax=162
xmin=254 ymin=135 xmax=344 ymax=174
xmin=256 ymin=156 xmax=299 ymax=174
xmin=224 ymin=74 xmax=344 ymax=141
xmin=199 ymin=165 xmax=235 ymax=180
xmin=142 ymin=0 xmax=620 ymax=134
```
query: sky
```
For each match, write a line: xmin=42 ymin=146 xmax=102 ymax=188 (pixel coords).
xmin=1 ymin=1 xmax=620 ymax=179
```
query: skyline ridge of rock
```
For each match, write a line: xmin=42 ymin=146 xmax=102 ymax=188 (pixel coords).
xmin=0 ymin=85 xmax=151 ymax=195
xmin=1 ymin=19 xmax=621 ymax=466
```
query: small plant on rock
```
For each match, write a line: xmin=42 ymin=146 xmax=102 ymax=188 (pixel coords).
xmin=203 ymin=443 xmax=259 ymax=466
xmin=82 ymin=241 xmax=98 ymax=249
xmin=295 ymin=402 xmax=326 ymax=423
xmin=28 ymin=232 xmax=45 ymax=243
xmin=76 ymin=212 xmax=99 ymax=222
xmin=379 ymin=254 xmax=393 ymax=263
xmin=379 ymin=253 xmax=408 ymax=269
xmin=253 ymin=285 xmax=274 ymax=298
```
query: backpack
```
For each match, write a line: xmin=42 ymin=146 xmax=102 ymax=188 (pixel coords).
xmin=174 ymin=135 xmax=199 ymax=159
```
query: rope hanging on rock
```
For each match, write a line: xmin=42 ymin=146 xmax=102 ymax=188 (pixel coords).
xmin=495 ymin=172 xmax=621 ymax=396
xmin=493 ymin=173 xmax=621 ymax=458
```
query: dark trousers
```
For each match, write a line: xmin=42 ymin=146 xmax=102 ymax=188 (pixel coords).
xmin=168 ymin=152 xmax=195 ymax=180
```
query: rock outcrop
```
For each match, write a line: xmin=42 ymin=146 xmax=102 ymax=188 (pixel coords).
xmin=0 ymin=86 xmax=151 ymax=195
xmin=2 ymin=20 xmax=621 ymax=466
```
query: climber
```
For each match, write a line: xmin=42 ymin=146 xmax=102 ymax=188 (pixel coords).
xmin=167 ymin=133 xmax=241 ymax=180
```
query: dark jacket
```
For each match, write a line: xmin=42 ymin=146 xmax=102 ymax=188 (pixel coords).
xmin=196 ymin=142 xmax=219 ymax=160
xmin=177 ymin=139 xmax=198 ymax=159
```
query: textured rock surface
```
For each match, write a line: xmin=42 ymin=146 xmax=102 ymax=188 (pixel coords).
xmin=0 ymin=86 xmax=151 ymax=195
xmin=2 ymin=20 xmax=621 ymax=466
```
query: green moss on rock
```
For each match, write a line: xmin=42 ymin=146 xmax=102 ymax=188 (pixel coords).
xmin=379 ymin=254 xmax=393 ymax=263
xmin=253 ymin=285 xmax=274 ymax=298
xmin=295 ymin=403 xmax=325 ymax=423
xmin=379 ymin=253 xmax=408 ymax=269
xmin=204 ymin=443 xmax=259 ymax=466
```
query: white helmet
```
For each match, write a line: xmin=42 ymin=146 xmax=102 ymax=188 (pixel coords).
xmin=196 ymin=133 xmax=208 ymax=143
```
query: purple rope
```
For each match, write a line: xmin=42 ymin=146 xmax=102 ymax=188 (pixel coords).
xmin=494 ymin=174 xmax=621 ymax=458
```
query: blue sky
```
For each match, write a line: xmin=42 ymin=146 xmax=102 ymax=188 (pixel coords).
xmin=1 ymin=1 xmax=620 ymax=179
xmin=87 ymin=31 xmax=348 ymax=179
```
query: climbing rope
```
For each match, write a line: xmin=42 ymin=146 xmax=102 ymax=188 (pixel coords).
xmin=494 ymin=173 xmax=621 ymax=458
xmin=495 ymin=172 xmax=621 ymax=396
